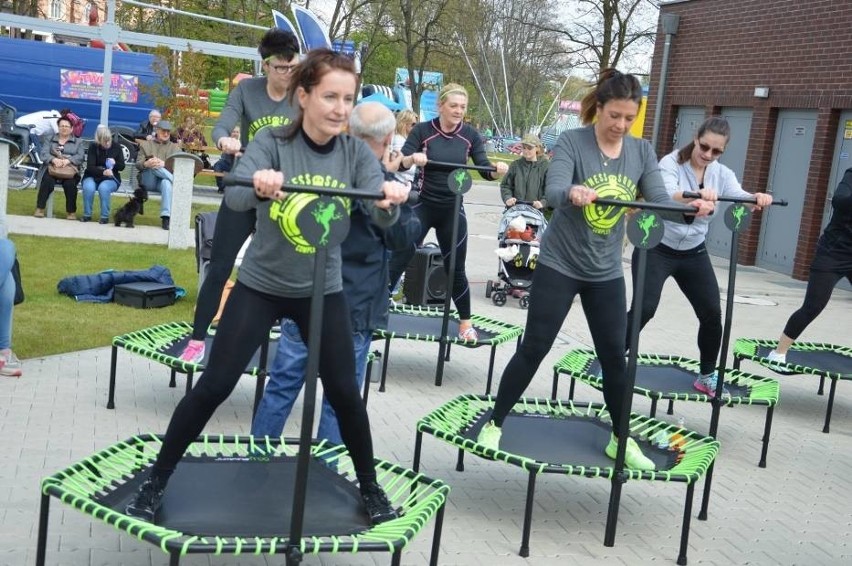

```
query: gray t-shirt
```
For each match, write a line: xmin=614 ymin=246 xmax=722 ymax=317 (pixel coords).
xmin=542 ymin=125 xmax=686 ymax=281
xmin=212 ymin=77 xmax=293 ymax=147
xmin=225 ymin=128 xmax=391 ymax=297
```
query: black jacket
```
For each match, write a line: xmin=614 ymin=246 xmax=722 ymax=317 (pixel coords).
xmin=83 ymin=142 xmax=126 ymax=186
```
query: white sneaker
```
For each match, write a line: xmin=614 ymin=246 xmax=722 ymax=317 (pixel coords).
xmin=766 ymin=350 xmax=787 ymax=365
xmin=0 ymin=349 xmax=22 ymax=377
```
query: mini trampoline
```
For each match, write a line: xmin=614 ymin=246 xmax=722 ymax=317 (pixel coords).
xmin=413 ymin=394 xmax=719 ymax=564
xmin=372 ymin=304 xmax=524 ymax=394
xmin=108 ymin=321 xmax=278 ymax=411
xmin=734 ymin=338 xmax=852 ymax=433
xmin=37 ymin=434 xmax=450 ymax=566
xmin=551 ymin=349 xmax=780 ymax=467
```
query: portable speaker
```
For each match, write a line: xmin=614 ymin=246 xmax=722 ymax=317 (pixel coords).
xmin=404 ymin=245 xmax=447 ymax=306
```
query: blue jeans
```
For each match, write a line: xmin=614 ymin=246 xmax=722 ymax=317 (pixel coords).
xmin=251 ymin=319 xmax=371 ymax=446
xmin=0 ymin=239 xmax=16 ymax=350
xmin=81 ymin=177 xmax=119 ymax=219
xmin=140 ymin=167 xmax=173 ymax=217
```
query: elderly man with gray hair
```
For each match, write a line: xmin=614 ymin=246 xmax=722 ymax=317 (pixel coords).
xmin=250 ymin=101 xmax=421 ymax=444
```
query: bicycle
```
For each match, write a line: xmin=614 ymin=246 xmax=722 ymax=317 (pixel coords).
xmin=7 ymin=138 xmax=42 ymax=190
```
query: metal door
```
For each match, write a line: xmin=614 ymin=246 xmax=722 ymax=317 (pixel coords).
xmin=706 ymin=108 xmax=753 ymax=256
xmin=673 ymin=106 xmax=705 ymax=152
xmin=757 ymin=110 xmax=817 ymax=274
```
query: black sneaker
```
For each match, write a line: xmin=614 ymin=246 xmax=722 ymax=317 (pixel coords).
xmin=79 ymin=216 xmax=91 ymax=223
xmin=360 ymin=482 xmax=398 ymax=525
xmin=99 ymin=218 xmax=109 ymax=225
xmin=125 ymin=476 xmax=166 ymax=522
xmin=161 ymin=216 xmax=170 ymax=230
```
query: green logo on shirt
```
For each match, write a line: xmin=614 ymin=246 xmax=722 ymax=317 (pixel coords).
xmin=268 ymin=173 xmax=350 ymax=253
xmin=248 ymin=116 xmax=291 ymax=140
xmin=582 ymin=172 xmax=637 ymax=235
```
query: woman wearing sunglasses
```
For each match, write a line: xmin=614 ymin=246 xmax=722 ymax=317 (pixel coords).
xmin=625 ymin=116 xmax=772 ymax=398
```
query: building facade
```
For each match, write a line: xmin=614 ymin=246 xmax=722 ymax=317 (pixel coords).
xmin=645 ymin=0 xmax=852 ymax=280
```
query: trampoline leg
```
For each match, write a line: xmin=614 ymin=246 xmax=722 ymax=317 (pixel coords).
xmin=379 ymin=338 xmax=391 ymax=392
xmin=455 ymin=448 xmax=465 ymax=472
xmin=759 ymin=405 xmax=775 ymax=468
xmin=667 ymin=399 xmax=674 ymax=415
xmin=413 ymin=431 xmax=423 ymax=472
xmin=550 ymin=369 xmax=559 ymax=401
xmin=391 ymin=549 xmax=402 ymax=566
xmin=35 ymin=492 xmax=50 ymax=566
xmin=169 ymin=552 xmax=180 ymax=566
xmin=429 ymin=501 xmax=447 ymax=566
xmin=823 ymin=378 xmax=838 ymax=433
xmin=519 ymin=471 xmax=537 ymax=557
xmin=169 ymin=368 xmax=177 ymax=388
xmin=817 ymin=375 xmax=825 ymax=396
xmin=362 ymin=359 xmax=371 ymax=405
xmin=516 ymin=334 xmax=522 ymax=351
xmin=253 ymin=372 xmax=265 ymax=418
xmin=107 ymin=345 xmax=118 ymax=409
xmin=649 ymin=398 xmax=658 ymax=418
xmin=697 ymin=460 xmax=716 ymax=521
xmin=676 ymin=482 xmax=696 ymax=566
xmin=732 ymin=355 xmax=741 ymax=370
xmin=568 ymin=376 xmax=575 ymax=401
xmin=445 ymin=341 xmax=452 ymax=362
xmin=184 ymin=369 xmax=194 ymax=394
xmin=484 ymin=346 xmax=497 ymax=396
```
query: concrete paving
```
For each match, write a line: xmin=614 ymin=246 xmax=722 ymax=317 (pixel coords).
xmin=1 ymin=183 xmax=851 ymax=565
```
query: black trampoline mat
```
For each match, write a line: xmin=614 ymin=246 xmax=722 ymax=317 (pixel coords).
xmin=97 ymin=456 xmax=370 ymax=537
xmin=383 ymin=311 xmax=499 ymax=341
xmin=756 ymin=345 xmax=852 ymax=375
xmin=161 ymin=336 xmax=279 ymax=371
xmin=466 ymin=411 xmax=676 ymax=470
xmin=587 ymin=360 xmax=748 ymax=396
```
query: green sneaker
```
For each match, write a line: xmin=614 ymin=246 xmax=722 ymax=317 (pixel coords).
xmin=477 ymin=421 xmax=502 ymax=452
xmin=605 ymin=434 xmax=655 ymax=471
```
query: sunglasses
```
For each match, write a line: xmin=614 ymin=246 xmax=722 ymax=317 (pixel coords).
xmin=522 ymin=144 xmax=536 ymax=150
xmin=697 ymin=141 xmax=725 ymax=157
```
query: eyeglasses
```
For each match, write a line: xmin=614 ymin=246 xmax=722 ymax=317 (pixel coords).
xmin=266 ymin=59 xmax=297 ymax=75
xmin=697 ymin=141 xmax=725 ymax=157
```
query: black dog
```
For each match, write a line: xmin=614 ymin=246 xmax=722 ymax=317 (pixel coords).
xmin=114 ymin=188 xmax=148 ymax=228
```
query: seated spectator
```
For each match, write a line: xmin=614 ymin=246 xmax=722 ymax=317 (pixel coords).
xmin=136 ymin=120 xmax=179 ymax=230
xmin=34 ymin=116 xmax=86 ymax=220
xmin=177 ymin=114 xmax=211 ymax=169
xmin=133 ymin=109 xmax=161 ymax=141
xmin=0 ymin=219 xmax=22 ymax=378
xmin=212 ymin=125 xmax=239 ymax=193
xmin=81 ymin=125 xmax=126 ymax=224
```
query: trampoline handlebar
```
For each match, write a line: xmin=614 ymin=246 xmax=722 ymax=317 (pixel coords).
xmin=594 ymin=197 xmax=697 ymax=214
xmin=682 ymin=191 xmax=788 ymax=206
xmin=222 ymin=173 xmax=385 ymax=200
xmin=425 ymin=159 xmax=497 ymax=173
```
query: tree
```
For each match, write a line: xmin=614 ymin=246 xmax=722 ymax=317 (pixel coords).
xmin=140 ymin=45 xmax=208 ymax=133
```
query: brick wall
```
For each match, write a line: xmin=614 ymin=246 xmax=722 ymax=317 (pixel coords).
xmin=645 ymin=0 xmax=852 ymax=277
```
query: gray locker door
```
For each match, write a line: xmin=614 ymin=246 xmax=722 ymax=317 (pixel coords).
xmin=673 ymin=106 xmax=705 ymax=152
xmin=757 ymin=110 xmax=817 ymax=274
xmin=823 ymin=111 xmax=852 ymax=290
xmin=706 ymin=108 xmax=753 ymax=257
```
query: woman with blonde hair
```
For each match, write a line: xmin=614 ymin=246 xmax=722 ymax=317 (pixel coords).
xmin=81 ymin=125 xmax=126 ymax=223
xmin=391 ymin=109 xmax=418 ymax=184
xmin=388 ymin=83 xmax=508 ymax=339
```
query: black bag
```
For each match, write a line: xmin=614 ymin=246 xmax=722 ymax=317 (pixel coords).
xmin=11 ymin=258 xmax=23 ymax=305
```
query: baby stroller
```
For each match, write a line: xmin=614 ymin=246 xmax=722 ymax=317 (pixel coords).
xmin=485 ymin=202 xmax=548 ymax=308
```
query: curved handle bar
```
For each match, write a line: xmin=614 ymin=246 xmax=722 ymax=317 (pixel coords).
xmin=222 ymin=174 xmax=384 ymax=200
xmin=681 ymin=191 xmax=788 ymax=206
xmin=594 ymin=197 xmax=697 ymax=214
xmin=425 ymin=159 xmax=497 ymax=173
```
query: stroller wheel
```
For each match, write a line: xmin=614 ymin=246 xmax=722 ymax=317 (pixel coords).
xmin=492 ymin=291 xmax=507 ymax=307
xmin=519 ymin=295 xmax=530 ymax=309
xmin=485 ymin=279 xmax=493 ymax=299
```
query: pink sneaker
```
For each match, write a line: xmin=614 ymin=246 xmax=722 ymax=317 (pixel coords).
xmin=179 ymin=340 xmax=206 ymax=365
xmin=458 ymin=326 xmax=479 ymax=341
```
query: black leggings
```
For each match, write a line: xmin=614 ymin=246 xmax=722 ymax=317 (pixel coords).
xmin=191 ymin=200 xmax=256 ymax=341
xmin=783 ymin=268 xmax=852 ymax=339
xmin=154 ymin=282 xmax=377 ymax=482
xmin=36 ymin=173 xmax=78 ymax=213
xmin=388 ymin=201 xmax=471 ymax=319
xmin=491 ymin=264 xmax=630 ymax=434
xmin=625 ymin=244 xmax=722 ymax=375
